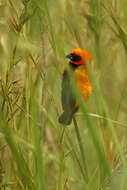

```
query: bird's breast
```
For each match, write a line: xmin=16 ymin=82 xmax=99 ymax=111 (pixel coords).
xmin=74 ymin=65 xmax=92 ymax=101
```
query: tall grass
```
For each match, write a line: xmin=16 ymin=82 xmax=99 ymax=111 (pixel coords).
xmin=0 ymin=0 xmax=127 ymax=189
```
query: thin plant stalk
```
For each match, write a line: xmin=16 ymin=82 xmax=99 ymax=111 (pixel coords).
xmin=73 ymin=116 xmax=89 ymax=183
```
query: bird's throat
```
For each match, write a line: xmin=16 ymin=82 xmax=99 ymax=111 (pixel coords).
xmin=69 ymin=62 xmax=82 ymax=70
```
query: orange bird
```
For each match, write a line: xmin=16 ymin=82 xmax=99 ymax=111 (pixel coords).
xmin=59 ymin=48 xmax=92 ymax=125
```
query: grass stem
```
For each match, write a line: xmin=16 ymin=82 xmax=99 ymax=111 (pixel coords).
xmin=73 ymin=116 xmax=89 ymax=183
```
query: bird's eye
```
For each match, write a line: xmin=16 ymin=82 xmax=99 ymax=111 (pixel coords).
xmin=69 ymin=53 xmax=82 ymax=62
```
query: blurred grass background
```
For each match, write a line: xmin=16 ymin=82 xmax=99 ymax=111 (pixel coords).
xmin=0 ymin=0 xmax=127 ymax=189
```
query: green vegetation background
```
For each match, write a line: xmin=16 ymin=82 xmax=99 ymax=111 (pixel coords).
xmin=0 ymin=0 xmax=127 ymax=189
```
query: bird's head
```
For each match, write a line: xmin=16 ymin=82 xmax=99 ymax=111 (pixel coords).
xmin=66 ymin=48 xmax=92 ymax=66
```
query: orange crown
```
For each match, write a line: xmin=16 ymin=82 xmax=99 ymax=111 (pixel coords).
xmin=70 ymin=48 xmax=92 ymax=65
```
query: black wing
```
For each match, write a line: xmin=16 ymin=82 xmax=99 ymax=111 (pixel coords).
xmin=61 ymin=70 xmax=76 ymax=113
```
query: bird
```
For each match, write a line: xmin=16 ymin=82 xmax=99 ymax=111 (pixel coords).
xmin=59 ymin=48 xmax=93 ymax=125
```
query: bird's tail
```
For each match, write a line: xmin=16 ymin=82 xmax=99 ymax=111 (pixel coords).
xmin=58 ymin=112 xmax=73 ymax=125
xmin=58 ymin=107 xmax=78 ymax=125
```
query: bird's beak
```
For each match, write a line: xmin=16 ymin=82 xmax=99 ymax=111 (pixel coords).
xmin=66 ymin=54 xmax=72 ymax=60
